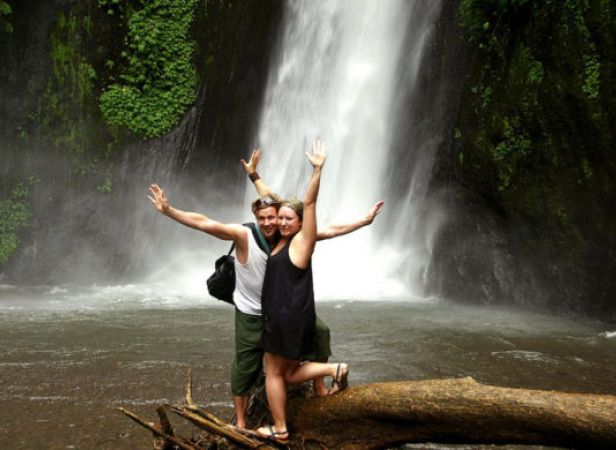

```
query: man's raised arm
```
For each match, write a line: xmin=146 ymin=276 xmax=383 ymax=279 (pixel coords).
xmin=240 ymin=149 xmax=282 ymax=201
xmin=148 ymin=183 xmax=243 ymax=242
xmin=316 ymin=200 xmax=385 ymax=241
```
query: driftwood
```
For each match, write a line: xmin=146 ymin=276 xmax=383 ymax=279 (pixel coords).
xmin=118 ymin=370 xmax=616 ymax=449
xmin=119 ymin=368 xmax=278 ymax=450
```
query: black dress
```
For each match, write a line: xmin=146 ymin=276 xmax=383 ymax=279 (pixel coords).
xmin=261 ymin=240 xmax=316 ymax=360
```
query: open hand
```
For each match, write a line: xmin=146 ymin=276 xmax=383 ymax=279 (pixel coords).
xmin=306 ymin=139 xmax=326 ymax=168
xmin=240 ymin=148 xmax=262 ymax=174
xmin=148 ymin=183 xmax=169 ymax=213
xmin=367 ymin=200 xmax=385 ymax=223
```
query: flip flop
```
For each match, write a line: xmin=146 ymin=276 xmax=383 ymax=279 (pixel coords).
xmin=327 ymin=363 xmax=349 ymax=395
xmin=256 ymin=424 xmax=289 ymax=445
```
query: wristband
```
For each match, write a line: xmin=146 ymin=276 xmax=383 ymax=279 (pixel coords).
xmin=249 ymin=172 xmax=261 ymax=183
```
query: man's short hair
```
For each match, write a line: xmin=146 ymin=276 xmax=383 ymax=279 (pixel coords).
xmin=251 ymin=194 xmax=283 ymax=215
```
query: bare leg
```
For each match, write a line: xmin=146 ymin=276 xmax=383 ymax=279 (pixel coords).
xmin=233 ymin=395 xmax=249 ymax=429
xmin=259 ymin=352 xmax=294 ymax=439
xmin=257 ymin=355 xmax=349 ymax=440
xmin=311 ymin=358 xmax=329 ymax=397
xmin=284 ymin=361 xmax=346 ymax=386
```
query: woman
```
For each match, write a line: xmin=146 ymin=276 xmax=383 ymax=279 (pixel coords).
xmin=256 ymin=141 xmax=349 ymax=444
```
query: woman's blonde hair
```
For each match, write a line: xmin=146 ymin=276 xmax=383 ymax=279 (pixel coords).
xmin=280 ymin=197 xmax=304 ymax=221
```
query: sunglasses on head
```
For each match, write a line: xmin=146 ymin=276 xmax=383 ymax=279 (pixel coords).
xmin=256 ymin=196 xmax=279 ymax=208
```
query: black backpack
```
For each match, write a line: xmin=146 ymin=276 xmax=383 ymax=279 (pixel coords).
xmin=206 ymin=223 xmax=270 ymax=304
xmin=206 ymin=243 xmax=237 ymax=305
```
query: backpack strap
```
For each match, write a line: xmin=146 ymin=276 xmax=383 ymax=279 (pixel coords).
xmin=243 ymin=222 xmax=270 ymax=255
xmin=253 ymin=224 xmax=270 ymax=255
xmin=227 ymin=241 xmax=236 ymax=256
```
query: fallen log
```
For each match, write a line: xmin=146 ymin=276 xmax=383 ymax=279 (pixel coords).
xmin=288 ymin=377 xmax=616 ymax=449
xmin=119 ymin=372 xmax=616 ymax=449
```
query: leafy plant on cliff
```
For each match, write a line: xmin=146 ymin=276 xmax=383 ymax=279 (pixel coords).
xmin=458 ymin=0 xmax=608 ymax=191
xmin=99 ymin=0 xmax=199 ymax=138
xmin=456 ymin=0 xmax=615 ymax=277
xmin=0 ymin=1 xmax=12 ymax=33
xmin=0 ymin=179 xmax=36 ymax=265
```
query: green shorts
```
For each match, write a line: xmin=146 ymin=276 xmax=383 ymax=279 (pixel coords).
xmin=230 ymin=310 xmax=332 ymax=396
xmin=305 ymin=316 xmax=332 ymax=362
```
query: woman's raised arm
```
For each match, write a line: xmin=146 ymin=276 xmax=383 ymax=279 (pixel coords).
xmin=289 ymin=140 xmax=326 ymax=268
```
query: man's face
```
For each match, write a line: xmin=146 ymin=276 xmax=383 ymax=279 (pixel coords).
xmin=255 ymin=206 xmax=279 ymax=242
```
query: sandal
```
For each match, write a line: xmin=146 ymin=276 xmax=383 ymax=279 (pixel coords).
xmin=327 ymin=363 xmax=349 ymax=395
xmin=256 ymin=424 xmax=289 ymax=444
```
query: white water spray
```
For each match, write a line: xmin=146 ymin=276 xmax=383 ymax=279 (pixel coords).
xmin=248 ymin=0 xmax=442 ymax=300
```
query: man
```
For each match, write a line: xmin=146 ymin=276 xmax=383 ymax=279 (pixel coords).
xmin=149 ymin=149 xmax=384 ymax=428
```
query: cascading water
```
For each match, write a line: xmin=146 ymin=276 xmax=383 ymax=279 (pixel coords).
xmin=248 ymin=0 xmax=443 ymax=300
xmin=0 ymin=0 xmax=445 ymax=305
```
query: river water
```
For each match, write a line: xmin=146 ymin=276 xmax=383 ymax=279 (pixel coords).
xmin=1 ymin=284 xmax=615 ymax=449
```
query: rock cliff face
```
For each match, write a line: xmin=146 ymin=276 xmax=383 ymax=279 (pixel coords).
xmin=0 ymin=0 xmax=282 ymax=283
xmin=1 ymin=0 xmax=614 ymax=320
xmin=426 ymin=0 xmax=616 ymax=320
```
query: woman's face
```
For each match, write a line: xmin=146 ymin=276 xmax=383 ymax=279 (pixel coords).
xmin=278 ymin=206 xmax=302 ymax=237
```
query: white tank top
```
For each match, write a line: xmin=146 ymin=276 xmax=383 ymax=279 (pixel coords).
xmin=234 ymin=226 xmax=268 ymax=315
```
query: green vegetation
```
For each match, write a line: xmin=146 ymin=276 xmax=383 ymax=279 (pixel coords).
xmin=0 ymin=1 xmax=12 ymax=33
xmin=583 ymin=54 xmax=601 ymax=99
xmin=99 ymin=0 xmax=199 ymax=138
xmin=98 ymin=0 xmax=124 ymax=16
xmin=96 ymin=165 xmax=114 ymax=193
xmin=36 ymin=8 xmax=101 ymax=176
xmin=457 ymin=1 xmax=611 ymax=189
xmin=0 ymin=179 xmax=35 ymax=265
xmin=456 ymin=0 xmax=616 ymax=303
xmin=49 ymin=12 xmax=96 ymax=104
xmin=458 ymin=0 xmax=606 ymax=194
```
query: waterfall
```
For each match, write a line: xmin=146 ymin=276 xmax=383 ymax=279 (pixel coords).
xmin=248 ymin=0 xmax=443 ymax=300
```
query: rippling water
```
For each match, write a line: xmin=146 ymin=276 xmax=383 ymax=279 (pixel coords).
xmin=1 ymin=285 xmax=615 ymax=449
